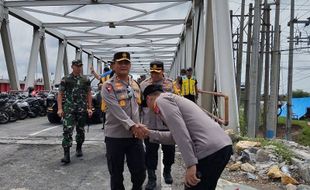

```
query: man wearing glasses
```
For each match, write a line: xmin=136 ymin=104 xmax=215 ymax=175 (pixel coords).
xmin=57 ymin=59 xmax=93 ymax=164
xmin=101 ymin=52 xmax=146 ymax=190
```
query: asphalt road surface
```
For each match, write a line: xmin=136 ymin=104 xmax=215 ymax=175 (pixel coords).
xmin=0 ymin=117 xmax=137 ymax=190
xmin=0 ymin=117 xmax=259 ymax=190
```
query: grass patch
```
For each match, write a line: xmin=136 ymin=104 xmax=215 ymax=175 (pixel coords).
xmin=278 ymin=117 xmax=310 ymax=146
xmin=239 ymin=137 xmax=294 ymax=163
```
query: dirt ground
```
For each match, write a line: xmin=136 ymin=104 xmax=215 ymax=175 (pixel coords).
xmin=257 ymin=124 xmax=302 ymax=141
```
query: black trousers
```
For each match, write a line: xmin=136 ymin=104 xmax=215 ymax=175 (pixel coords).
xmin=105 ymin=137 xmax=146 ymax=190
xmin=144 ymin=138 xmax=175 ymax=171
xmin=185 ymin=145 xmax=233 ymax=190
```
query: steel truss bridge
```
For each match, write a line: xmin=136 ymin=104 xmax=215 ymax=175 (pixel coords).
xmin=0 ymin=0 xmax=239 ymax=131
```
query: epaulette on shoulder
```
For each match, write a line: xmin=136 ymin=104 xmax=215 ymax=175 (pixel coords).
xmin=106 ymin=76 xmax=115 ymax=83
xmin=165 ymin=78 xmax=173 ymax=82
xmin=140 ymin=77 xmax=151 ymax=85
xmin=132 ymin=79 xmax=140 ymax=87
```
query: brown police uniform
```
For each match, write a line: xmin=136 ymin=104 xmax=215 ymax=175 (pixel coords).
xmin=101 ymin=52 xmax=146 ymax=190
xmin=144 ymin=87 xmax=232 ymax=190
xmin=140 ymin=61 xmax=176 ymax=187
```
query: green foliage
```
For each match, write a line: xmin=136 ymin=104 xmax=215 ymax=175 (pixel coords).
xmin=292 ymin=89 xmax=310 ymax=98
xmin=239 ymin=109 xmax=247 ymax=136
xmin=298 ymin=126 xmax=310 ymax=146
xmin=239 ymin=137 xmax=294 ymax=163
xmin=278 ymin=117 xmax=310 ymax=146
xmin=260 ymin=140 xmax=294 ymax=163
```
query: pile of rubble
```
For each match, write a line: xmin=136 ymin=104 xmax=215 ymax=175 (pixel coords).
xmin=226 ymin=136 xmax=310 ymax=190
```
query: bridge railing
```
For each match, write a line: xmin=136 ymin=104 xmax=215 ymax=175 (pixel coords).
xmin=199 ymin=90 xmax=229 ymax=126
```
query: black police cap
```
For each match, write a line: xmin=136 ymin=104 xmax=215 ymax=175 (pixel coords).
xmin=150 ymin=60 xmax=164 ymax=73
xmin=113 ymin=52 xmax=131 ymax=62
xmin=72 ymin=59 xmax=83 ymax=66
xmin=143 ymin=84 xmax=164 ymax=99
xmin=187 ymin=67 xmax=193 ymax=72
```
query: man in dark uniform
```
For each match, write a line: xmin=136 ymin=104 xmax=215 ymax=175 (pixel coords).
xmin=101 ymin=52 xmax=146 ymax=190
xmin=140 ymin=61 xmax=177 ymax=189
xmin=57 ymin=59 xmax=93 ymax=164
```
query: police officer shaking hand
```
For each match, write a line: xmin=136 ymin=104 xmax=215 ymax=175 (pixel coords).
xmin=57 ymin=59 xmax=93 ymax=165
xmin=101 ymin=52 xmax=146 ymax=190
xmin=134 ymin=84 xmax=233 ymax=190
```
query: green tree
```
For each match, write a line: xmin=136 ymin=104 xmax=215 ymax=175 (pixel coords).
xmin=292 ymin=89 xmax=310 ymax=98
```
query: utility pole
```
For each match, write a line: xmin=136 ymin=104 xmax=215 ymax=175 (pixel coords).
xmin=256 ymin=0 xmax=268 ymax=133
xmin=263 ymin=4 xmax=271 ymax=134
xmin=266 ymin=0 xmax=281 ymax=139
xmin=244 ymin=3 xmax=253 ymax=133
xmin=236 ymin=0 xmax=246 ymax=107
xmin=286 ymin=0 xmax=294 ymax=140
xmin=247 ymin=0 xmax=261 ymax=138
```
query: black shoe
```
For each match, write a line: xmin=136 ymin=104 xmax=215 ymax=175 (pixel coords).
xmin=145 ymin=170 xmax=156 ymax=190
xmin=76 ymin=144 xmax=83 ymax=157
xmin=163 ymin=171 xmax=173 ymax=184
xmin=61 ymin=147 xmax=70 ymax=164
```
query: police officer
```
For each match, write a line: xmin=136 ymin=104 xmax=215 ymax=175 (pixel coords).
xmin=181 ymin=67 xmax=198 ymax=103
xmin=140 ymin=61 xmax=177 ymax=189
xmin=101 ymin=52 xmax=146 ymax=190
xmin=139 ymin=84 xmax=232 ymax=190
xmin=57 ymin=59 xmax=93 ymax=164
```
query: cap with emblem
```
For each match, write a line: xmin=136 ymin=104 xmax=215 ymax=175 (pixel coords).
xmin=72 ymin=59 xmax=83 ymax=66
xmin=143 ymin=84 xmax=164 ymax=99
xmin=150 ymin=60 xmax=164 ymax=73
xmin=113 ymin=52 xmax=131 ymax=62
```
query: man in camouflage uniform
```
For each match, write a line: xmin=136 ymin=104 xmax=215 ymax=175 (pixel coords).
xmin=57 ymin=59 xmax=93 ymax=164
xmin=140 ymin=61 xmax=177 ymax=189
xmin=102 ymin=52 xmax=146 ymax=190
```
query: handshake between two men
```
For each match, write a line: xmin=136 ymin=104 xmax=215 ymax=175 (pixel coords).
xmin=130 ymin=124 xmax=150 ymax=139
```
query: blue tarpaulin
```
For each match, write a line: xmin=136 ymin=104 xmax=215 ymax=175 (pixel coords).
xmin=279 ymin=97 xmax=310 ymax=119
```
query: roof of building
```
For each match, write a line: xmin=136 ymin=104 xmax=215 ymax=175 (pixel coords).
xmin=279 ymin=97 xmax=310 ymax=119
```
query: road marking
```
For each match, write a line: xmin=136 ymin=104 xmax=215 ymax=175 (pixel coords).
xmin=29 ymin=125 xmax=61 ymax=136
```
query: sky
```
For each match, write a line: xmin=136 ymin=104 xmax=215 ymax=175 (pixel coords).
xmin=229 ymin=0 xmax=310 ymax=93
xmin=0 ymin=0 xmax=310 ymax=93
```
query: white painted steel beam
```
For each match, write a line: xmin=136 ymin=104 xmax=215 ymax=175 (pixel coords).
xmin=75 ymin=48 xmax=83 ymax=73
xmin=5 ymin=0 xmax=191 ymax=7
xmin=54 ymin=40 xmax=67 ymax=86
xmin=39 ymin=32 xmax=51 ymax=90
xmin=81 ymin=43 xmax=177 ymax=49
xmin=212 ymin=0 xmax=239 ymax=131
xmin=93 ymin=51 xmax=175 ymax=55
xmin=101 ymin=55 xmax=175 ymax=60
xmin=42 ymin=19 xmax=185 ymax=28
xmin=0 ymin=9 xmax=20 ymax=90
xmin=63 ymin=47 xmax=69 ymax=76
xmin=66 ymin=34 xmax=180 ymax=40
xmin=25 ymin=28 xmax=42 ymax=90
xmin=97 ymin=59 xmax=102 ymax=74
xmin=185 ymin=18 xmax=193 ymax=70
xmin=8 ymin=8 xmax=101 ymax=60
xmin=195 ymin=0 xmax=214 ymax=112
xmin=87 ymin=54 xmax=93 ymax=75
